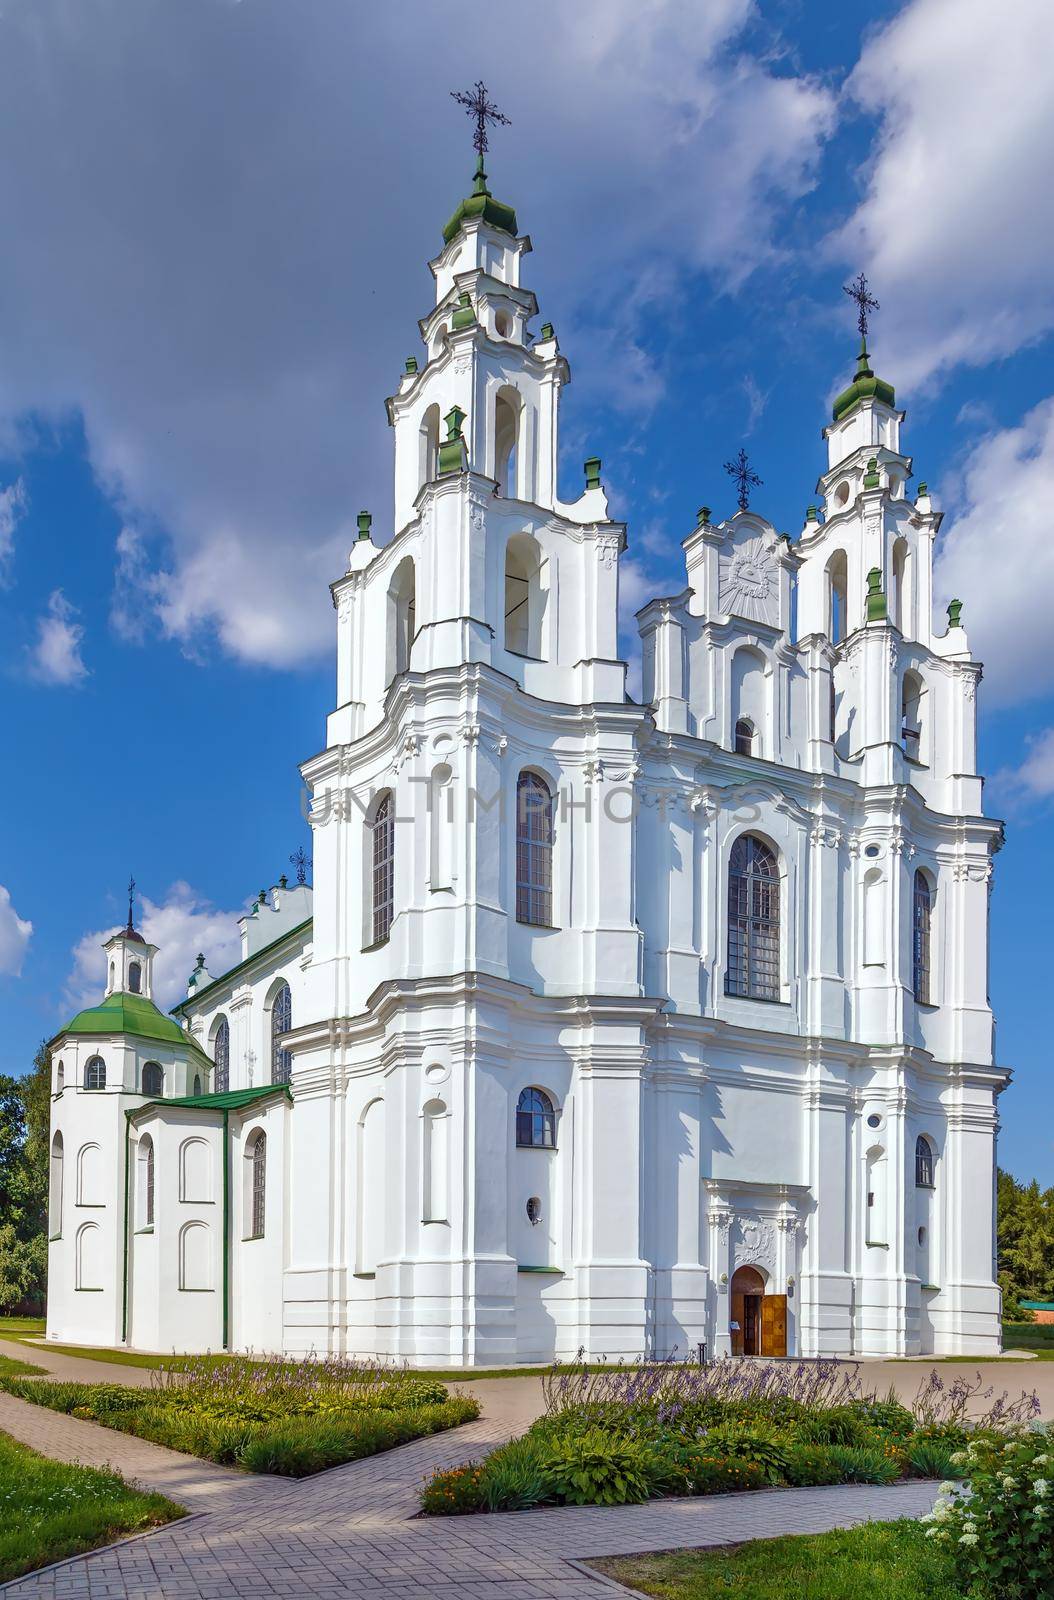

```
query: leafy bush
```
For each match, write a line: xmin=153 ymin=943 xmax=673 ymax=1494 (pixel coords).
xmin=700 ymin=1423 xmax=791 ymax=1484
xmin=782 ymin=1444 xmax=844 ymax=1487
xmin=537 ymin=1430 xmax=659 ymax=1506
xmin=923 ymin=1430 xmax=1054 ymax=1599
xmin=825 ymin=1444 xmax=903 ymax=1485
xmin=849 ymin=1393 xmax=917 ymax=1439
xmin=906 ymin=1438 xmax=958 ymax=1480
xmin=653 ymin=1445 xmax=766 ymax=1497
xmin=420 ymin=1462 xmax=486 ymax=1515
xmin=794 ymin=1405 xmax=875 ymax=1448
xmin=478 ymin=1438 xmax=548 ymax=1512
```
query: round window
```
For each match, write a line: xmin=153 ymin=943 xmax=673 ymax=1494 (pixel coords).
xmin=526 ymin=1196 xmax=542 ymax=1225
xmin=834 ymin=481 xmax=850 ymax=508
xmin=864 ymin=844 xmax=880 ymax=858
xmin=867 ymin=1113 xmax=882 ymax=1129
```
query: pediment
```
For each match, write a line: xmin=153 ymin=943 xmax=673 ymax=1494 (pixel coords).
xmin=717 ymin=513 xmax=784 ymax=627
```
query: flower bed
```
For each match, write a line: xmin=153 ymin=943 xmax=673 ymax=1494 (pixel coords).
xmin=420 ymin=1356 xmax=1041 ymax=1516
xmin=1 ymin=1354 xmax=479 ymax=1477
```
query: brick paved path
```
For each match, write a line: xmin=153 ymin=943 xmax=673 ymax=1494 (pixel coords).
xmin=0 ymin=1367 xmax=937 ymax=1600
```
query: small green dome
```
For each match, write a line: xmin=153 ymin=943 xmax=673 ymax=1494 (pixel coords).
xmin=443 ymin=156 xmax=517 ymax=245
xmin=55 ymin=990 xmax=206 ymax=1060
xmin=833 ymin=340 xmax=896 ymax=422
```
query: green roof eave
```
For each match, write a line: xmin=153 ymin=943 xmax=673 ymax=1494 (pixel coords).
xmin=128 ymin=1084 xmax=293 ymax=1120
xmin=832 ymin=340 xmax=896 ymax=422
xmin=171 ymin=918 xmax=313 ymax=1018
xmin=51 ymin=991 xmax=211 ymax=1067
xmin=442 ymin=191 xmax=518 ymax=245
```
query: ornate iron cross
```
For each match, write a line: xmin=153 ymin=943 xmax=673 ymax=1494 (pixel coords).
xmin=450 ymin=80 xmax=510 ymax=156
xmin=289 ymin=846 xmax=310 ymax=887
xmin=724 ymin=448 xmax=762 ymax=513
xmin=843 ymin=271 xmax=879 ymax=340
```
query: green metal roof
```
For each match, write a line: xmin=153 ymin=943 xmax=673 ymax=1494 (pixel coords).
xmin=131 ymin=1084 xmax=292 ymax=1116
xmin=171 ymin=917 xmax=312 ymax=1017
xmin=832 ymin=340 xmax=896 ymax=422
xmin=1020 ymin=1300 xmax=1054 ymax=1311
xmin=443 ymin=155 xmax=517 ymax=245
xmin=53 ymin=990 xmax=210 ymax=1065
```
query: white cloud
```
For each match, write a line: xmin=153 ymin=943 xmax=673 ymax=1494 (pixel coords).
xmin=834 ymin=0 xmax=1054 ymax=390
xmin=25 ymin=589 xmax=88 ymax=686
xmin=0 ymin=477 xmax=26 ymax=584
xmin=0 ymin=884 xmax=32 ymax=977
xmin=933 ymin=397 xmax=1054 ymax=706
xmin=993 ymin=727 xmax=1054 ymax=808
xmin=66 ymin=881 xmax=244 ymax=1012
xmin=0 ymin=0 xmax=834 ymax=668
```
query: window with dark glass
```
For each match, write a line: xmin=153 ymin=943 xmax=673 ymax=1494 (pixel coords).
xmin=726 ymin=834 xmax=780 ymax=1001
xmin=142 ymin=1135 xmax=155 ymax=1227
xmin=915 ymin=1135 xmax=935 ymax=1189
xmin=213 ymin=1016 xmax=230 ymax=1093
xmin=516 ymin=1088 xmax=556 ymax=1149
xmin=128 ymin=961 xmax=142 ymax=994
xmin=371 ymin=793 xmax=395 ymax=944
xmin=912 ymin=870 xmax=932 ymax=1004
xmin=734 ymin=718 xmax=755 ymax=757
xmin=83 ymin=1056 xmax=106 ymax=1091
xmin=516 ymin=772 xmax=554 ymax=927
xmin=250 ymin=1133 xmax=266 ymax=1237
xmin=141 ymin=1061 xmax=163 ymax=1097
xmin=271 ymin=983 xmax=292 ymax=1084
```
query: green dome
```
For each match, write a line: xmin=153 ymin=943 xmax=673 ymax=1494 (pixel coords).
xmin=443 ymin=156 xmax=517 ymax=245
xmin=55 ymin=990 xmax=206 ymax=1060
xmin=833 ymin=340 xmax=896 ymax=422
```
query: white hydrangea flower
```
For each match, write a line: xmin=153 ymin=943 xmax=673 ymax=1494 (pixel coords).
xmin=959 ymin=1532 xmax=979 ymax=1547
xmin=1033 ymin=1478 xmax=1050 ymax=1496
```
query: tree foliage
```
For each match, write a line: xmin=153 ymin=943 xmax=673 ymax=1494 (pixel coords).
xmin=0 ymin=1042 xmax=50 ymax=1312
xmin=998 ymin=1166 xmax=1054 ymax=1317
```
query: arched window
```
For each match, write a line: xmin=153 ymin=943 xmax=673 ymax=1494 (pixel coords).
xmin=419 ymin=402 xmax=440 ymax=489
xmin=730 ymin=646 xmax=765 ymax=757
xmin=726 ymin=834 xmax=780 ymax=1001
xmin=213 ymin=1016 xmax=230 ymax=1093
xmin=138 ymin=1134 xmax=155 ymax=1228
xmin=83 ymin=1055 xmax=106 ymax=1091
xmin=271 ymin=982 xmax=292 ymax=1084
xmin=49 ymin=1133 xmax=63 ymax=1238
xmin=128 ymin=960 xmax=142 ymax=994
xmin=247 ymin=1132 xmax=266 ymax=1239
xmin=193 ymin=1073 xmax=202 ymax=1096
xmin=56 ymin=1059 xmax=65 ymax=1093
xmin=370 ymin=792 xmax=395 ymax=944
xmin=494 ymin=387 xmax=521 ymax=497
xmin=516 ymin=771 xmax=554 ymax=927
xmin=892 ymin=537 xmax=911 ymax=633
xmin=827 ymin=550 xmax=848 ymax=645
xmin=516 ymin=1087 xmax=557 ymax=1149
xmin=388 ymin=557 xmax=416 ymax=680
xmin=912 ymin=869 xmax=932 ymax=1004
xmin=915 ymin=1135 xmax=935 ymax=1189
xmin=902 ymin=670 xmax=924 ymax=761
xmin=141 ymin=1061 xmax=163 ymax=1097
xmin=734 ymin=718 xmax=755 ymax=757
xmin=504 ymin=534 xmax=544 ymax=658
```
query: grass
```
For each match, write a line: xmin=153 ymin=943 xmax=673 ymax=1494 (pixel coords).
xmin=1002 ymin=1321 xmax=1054 ymax=1359
xmin=0 ymin=1429 xmax=182 ymax=1584
xmin=591 ymin=1519 xmax=963 ymax=1599
xmin=0 ymin=1352 xmax=46 ymax=1377
xmin=0 ymin=1316 xmax=45 ymax=1338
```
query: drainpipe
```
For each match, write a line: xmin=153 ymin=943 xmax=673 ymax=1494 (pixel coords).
xmin=222 ymin=1109 xmax=230 ymax=1351
xmin=121 ymin=1113 xmax=131 ymax=1343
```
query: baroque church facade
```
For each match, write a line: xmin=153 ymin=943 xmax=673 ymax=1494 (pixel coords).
xmin=45 ymin=151 xmax=1006 ymax=1365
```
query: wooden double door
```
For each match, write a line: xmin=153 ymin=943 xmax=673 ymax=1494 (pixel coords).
xmin=730 ymin=1265 xmax=787 ymax=1357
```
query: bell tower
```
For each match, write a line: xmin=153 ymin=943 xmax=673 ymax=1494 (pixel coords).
xmin=103 ymin=877 xmax=157 ymax=999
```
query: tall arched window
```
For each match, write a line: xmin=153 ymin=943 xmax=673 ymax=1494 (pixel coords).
xmin=83 ymin=1055 xmax=106 ymax=1091
xmin=370 ymin=792 xmax=395 ymax=944
xmin=915 ymin=1134 xmax=935 ymax=1189
xmin=494 ymin=387 xmax=521 ymax=497
xmin=912 ymin=869 xmax=932 ymax=1004
xmin=271 ymin=982 xmax=292 ymax=1084
xmin=49 ymin=1133 xmax=63 ymax=1238
xmin=388 ymin=557 xmax=416 ymax=680
xmin=730 ymin=646 xmax=765 ymax=756
xmin=504 ymin=534 xmax=545 ymax=658
xmin=56 ymin=1059 xmax=65 ymax=1093
xmin=902 ymin=670 xmax=924 ymax=761
xmin=516 ymin=771 xmax=554 ymax=927
xmin=138 ymin=1134 xmax=155 ymax=1228
xmin=516 ymin=1087 xmax=556 ymax=1148
xmin=141 ymin=1061 xmax=163 ymax=1097
xmin=827 ymin=550 xmax=848 ymax=644
xmin=892 ymin=537 xmax=911 ymax=633
xmin=419 ymin=402 xmax=440 ymax=489
xmin=128 ymin=961 xmax=142 ymax=994
xmin=726 ymin=834 xmax=780 ymax=1001
xmin=248 ymin=1131 xmax=266 ymax=1239
xmin=734 ymin=718 xmax=755 ymax=757
xmin=213 ymin=1016 xmax=230 ymax=1093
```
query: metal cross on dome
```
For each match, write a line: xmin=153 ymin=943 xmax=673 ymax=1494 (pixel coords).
xmin=450 ymin=80 xmax=510 ymax=156
xmin=724 ymin=447 xmax=762 ymax=513
xmin=289 ymin=846 xmax=310 ymax=887
xmin=126 ymin=875 xmax=136 ymax=932
xmin=843 ymin=271 xmax=880 ymax=340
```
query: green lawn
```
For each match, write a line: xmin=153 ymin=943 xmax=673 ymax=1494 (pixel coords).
xmin=1002 ymin=1321 xmax=1054 ymax=1358
xmin=0 ymin=1317 xmax=45 ymax=1338
xmin=591 ymin=1519 xmax=961 ymax=1600
xmin=0 ymin=1429 xmax=182 ymax=1584
xmin=0 ymin=1353 xmax=45 ymax=1378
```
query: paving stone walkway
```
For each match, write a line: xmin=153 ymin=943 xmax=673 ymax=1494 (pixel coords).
xmin=0 ymin=1347 xmax=938 ymax=1600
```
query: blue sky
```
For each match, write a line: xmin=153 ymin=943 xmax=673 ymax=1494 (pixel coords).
xmin=1 ymin=0 xmax=1052 ymax=1184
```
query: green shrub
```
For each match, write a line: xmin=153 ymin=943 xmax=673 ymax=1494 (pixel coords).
xmin=537 ymin=1429 xmax=659 ymax=1506
xmin=782 ymin=1444 xmax=844 ymax=1487
xmin=479 ymin=1438 xmax=548 ymax=1511
xmin=906 ymin=1438 xmax=957 ymax=1480
xmin=794 ymin=1405 xmax=874 ymax=1448
xmin=420 ymin=1461 xmax=486 ymax=1515
xmin=653 ymin=1445 xmax=766 ymax=1497
xmin=849 ymin=1394 xmax=917 ymax=1439
xmin=825 ymin=1444 xmax=903 ymax=1484
xmin=923 ymin=1430 xmax=1054 ymax=1599
xmin=700 ymin=1423 xmax=791 ymax=1484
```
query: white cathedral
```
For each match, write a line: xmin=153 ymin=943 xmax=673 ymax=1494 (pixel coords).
xmin=46 ymin=143 xmax=1007 ymax=1365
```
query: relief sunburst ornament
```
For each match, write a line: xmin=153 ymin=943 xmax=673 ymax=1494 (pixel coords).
xmin=719 ymin=537 xmax=778 ymax=624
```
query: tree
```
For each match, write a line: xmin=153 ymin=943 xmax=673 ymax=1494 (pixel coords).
xmin=997 ymin=1167 xmax=1054 ymax=1317
xmin=0 ymin=1043 xmax=50 ymax=1313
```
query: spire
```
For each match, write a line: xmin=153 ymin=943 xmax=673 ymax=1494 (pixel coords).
xmin=443 ymin=82 xmax=517 ymax=245
xmin=123 ymin=874 xmax=146 ymax=945
xmin=833 ymin=273 xmax=895 ymax=422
